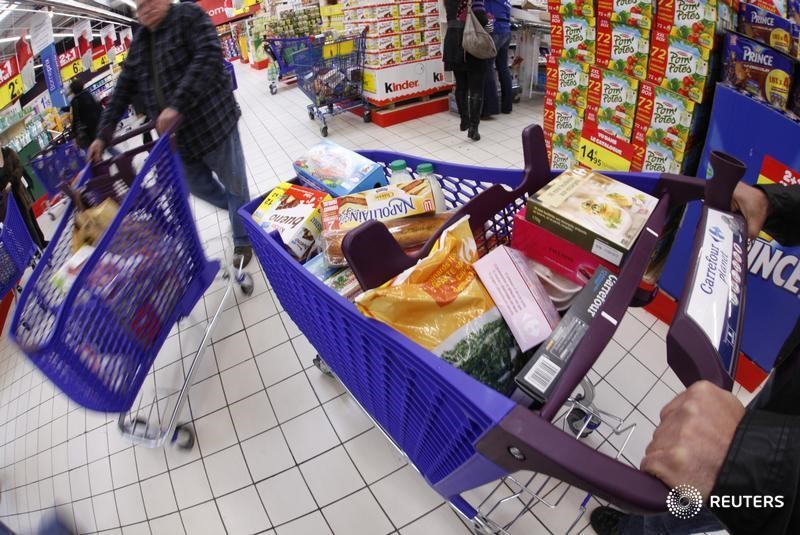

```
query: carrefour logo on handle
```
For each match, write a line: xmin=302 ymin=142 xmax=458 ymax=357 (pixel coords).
xmin=709 ymin=226 xmax=725 ymax=243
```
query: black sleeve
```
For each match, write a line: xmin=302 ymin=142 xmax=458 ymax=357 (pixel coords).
xmin=756 ymin=184 xmax=800 ymax=247
xmin=97 ymin=42 xmax=139 ymax=143
xmin=710 ymin=410 xmax=800 ymax=534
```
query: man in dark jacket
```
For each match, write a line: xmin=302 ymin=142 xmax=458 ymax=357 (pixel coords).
xmin=68 ymin=79 xmax=103 ymax=150
xmin=87 ymin=0 xmax=253 ymax=267
xmin=592 ymin=182 xmax=800 ymax=534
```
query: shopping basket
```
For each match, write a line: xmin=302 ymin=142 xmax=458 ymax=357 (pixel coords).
xmin=0 ymin=189 xmax=40 ymax=299
xmin=293 ymin=31 xmax=370 ymax=137
xmin=11 ymin=124 xmax=218 ymax=413
xmin=265 ymin=37 xmax=312 ymax=95
xmin=240 ymin=124 xmax=748 ymax=528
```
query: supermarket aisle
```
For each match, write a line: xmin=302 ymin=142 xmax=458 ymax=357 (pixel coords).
xmin=0 ymin=62 xmax=741 ymax=535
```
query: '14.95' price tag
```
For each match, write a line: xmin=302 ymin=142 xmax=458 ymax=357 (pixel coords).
xmin=577 ymin=122 xmax=634 ymax=172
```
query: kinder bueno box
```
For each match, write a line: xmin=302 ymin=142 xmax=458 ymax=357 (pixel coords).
xmin=738 ymin=2 xmax=795 ymax=54
xmin=379 ymin=50 xmax=403 ymax=66
xmin=398 ymin=2 xmax=421 ymax=17
xmin=551 ymin=13 xmax=597 ymax=63
xmin=631 ymin=123 xmax=685 ymax=173
xmin=656 ymin=0 xmax=717 ymax=50
xmin=546 ymin=54 xmax=590 ymax=109
xmin=374 ymin=4 xmax=399 ymax=19
xmin=368 ymin=35 xmax=401 ymax=51
xmin=423 ymin=29 xmax=441 ymax=44
xmin=586 ymin=66 xmax=639 ymax=140
xmin=422 ymin=1 xmax=439 ymax=16
xmin=424 ymin=16 xmax=440 ymax=31
xmin=722 ymin=31 xmax=795 ymax=109
xmin=596 ymin=17 xmax=650 ymax=80
xmin=597 ymin=0 xmax=654 ymax=29
xmin=400 ymin=16 xmax=421 ymax=32
xmin=401 ymin=32 xmax=420 ymax=47
xmin=647 ymin=30 xmax=712 ymax=103
xmin=634 ymin=81 xmax=697 ymax=153
xmin=549 ymin=0 xmax=595 ymax=17
xmin=373 ymin=19 xmax=400 ymax=35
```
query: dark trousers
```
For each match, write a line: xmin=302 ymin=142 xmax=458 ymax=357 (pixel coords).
xmin=483 ymin=32 xmax=513 ymax=115
xmin=454 ymin=68 xmax=486 ymax=100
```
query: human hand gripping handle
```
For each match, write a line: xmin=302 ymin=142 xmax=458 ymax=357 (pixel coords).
xmin=731 ymin=182 xmax=771 ymax=239
xmin=156 ymin=107 xmax=181 ymax=135
xmin=641 ymin=381 xmax=746 ymax=498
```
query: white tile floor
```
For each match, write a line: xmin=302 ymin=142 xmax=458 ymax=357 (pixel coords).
xmin=0 ymin=62 xmax=744 ymax=534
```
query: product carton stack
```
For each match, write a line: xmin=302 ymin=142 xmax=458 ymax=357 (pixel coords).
xmin=544 ymin=0 xmax=743 ymax=174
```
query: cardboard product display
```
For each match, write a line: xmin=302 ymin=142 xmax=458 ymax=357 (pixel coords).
xmin=585 ymin=65 xmax=640 ymax=141
xmin=551 ymin=13 xmax=597 ymax=63
xmin=595 ymin=17 xmax=651 ymax=81
xmin=634 ymin=81 xmax=699 ymax=154
xmin=647 ymin=30 xmax=713 ymax=103
xmin=546 ymin=54 xmax=590 ymax=110
xmin=738 ymin=2 xmax=796 ymax=54
xmin=721 ymin=31 xmax=795 ymax=110
xmin=597 ymin=0 xmax=654 ymax=30
xmin=655 ymin=0 xmax=718 ymax=50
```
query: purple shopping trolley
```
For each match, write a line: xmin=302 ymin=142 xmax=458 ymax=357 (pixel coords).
xmin=240 ymin=124 xmax=748 ymax=532
xmin=0 ymin=189 xmax=41 ymax=299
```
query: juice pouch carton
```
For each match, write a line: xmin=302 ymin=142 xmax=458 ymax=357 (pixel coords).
xmin=596 ymin=18 xmax=650 ymax=80
xmin=549 ymin=134 xmax=579 ymax=170
xmin=647 ymin=30 xmax=712 ymax=103
xmin=597 ymin=0 xmax=654 ymax=29
xmin=548 ymin=0 xmax=594 ymax=17
xmin=722 ymin=31 xmax=795 ymax=109
xmin=586 ymin=66 xmax=639 ymax=140
xmin=552 ymin=14 xmax=597 ymax=63
xmin=739 ymin=2 xmax=794 ymax=54
xmin=553 ymin=103 xmax=586 ymax=151
xmin=634 ymin=81 xmax=696 ymax=153
xmin=656 ymin=0 xmax=717 ymax=50
xmin=631 ymin=124 xmax=686 ymax=173
xmin=546 ymin=55 xmax=590 ymax=109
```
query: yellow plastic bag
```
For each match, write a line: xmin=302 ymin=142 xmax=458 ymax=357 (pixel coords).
xmin=356 ymin=216 xmax=529 ymax=393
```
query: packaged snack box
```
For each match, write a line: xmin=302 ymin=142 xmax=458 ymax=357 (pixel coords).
xmin=596 ymin=18 xmax=650 ymax=80
xmin=294 ymin=140 xmax=388 ymax=196
xmin=792 ymin=23 xmax=800 ymax=59
xmin=722 ymin=31 xmax=795 ymax=109
xmin=379 ymin=50 xmax=403 ymax=66
xmin=586 ymin=65 xmax=639 ymax=140
xmin=252 ymin=182 xmax=331 ymax=260
xmin=525 ymin=166 xmax=658 ymax=265
xmin=400 ymin=47 xmax=418 ymax=62
xmin=400 ymin=16 xmax=421 ymax=32
xmin=424 ymin=29 xmax=441 ymax=44
xmin=549 ymin=135 xmax=579 ymax=169
xmin=399 ymin=2 xmax=420 ymax=17
xmin=656 ymin=0 xmax=717 ymax=49
xmin=544 ymin=89 xmax=585 ymax=151
xmin=321 ymin=179 xmax=440 ymax=231
xmin=401 ymin=32 xmax=419 ymax=47
xmin=597 ymin=0 xmax=654 ymax=29
xmin=552 ymin=14 xmax=597 ymax=63
xmin=647 ymin=30 xmax=712 ymax=103
xmin=549 ymin=0 xmax=595 ymax=17
xmin=425 ymin=16 xmax=441 ymax=31
xmin=546 ymin=55 xmax=590 ymax=109
xmin=375 ymin=4 xmax=399 ymax=19
xmin=422 ymin=1 xmax=439 ymax=16
xmin=738 ymin=2 xmax=794 ymax=54
xmin=631 ymin=124 xmax=686 ymax=173
xmin=634 ymin=81 xmax=697 ymax=153
xmin=750 ymin=0 xmax=788 ymax=17
xmin=374 ymin=19 xmax=400 ymax=35
xmin=717 ymin=0 xmax=739 ymax=33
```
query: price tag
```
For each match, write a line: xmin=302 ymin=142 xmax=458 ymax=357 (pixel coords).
xmin=61 ymin=60 xmax=82 ymax=82
xmin=576 ymin=122 xmax=633 ymax=172
xmin=115 ymin=50 xmax=128 ymax=64
xmin=363 ymin=70 xmax=375 ymax=93
xmin=0 ymin=74 xmax=23 ymax=110
xmin=92 ymin=53 xmax=108 ymax=71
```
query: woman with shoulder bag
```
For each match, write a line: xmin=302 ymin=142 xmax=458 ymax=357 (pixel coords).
xmin=0 ymin=146 xmax=46 ymax=248
xmin=443 ymin=0 xmax=494 ymax=141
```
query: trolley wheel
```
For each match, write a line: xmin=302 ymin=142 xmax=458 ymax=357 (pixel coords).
xmin=238 ymin=272 xmax=254 ymax=296
xmin=320 ymin=126 xmax=328 ymax=137
xmin=308 ymin=110 xmax=316 ymax=120
xmin=313 ymin=355 xmax=333 ymax=376
xmin=172 ymin=424 xmax=195 ymax=450
xmin=363 ymin=110 xmax=372 ymax=123
xmin=566 ymin=407 xmax=601 ymax=438
xmin=269 ymin=84 xmax=278 ymax=95
xmin=121 ymin=417 xmax=149 ymax=438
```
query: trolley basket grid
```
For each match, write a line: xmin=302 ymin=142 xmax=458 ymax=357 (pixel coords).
xmin=293 ymin=31 xmax=370 ymax=137
xmin=30 ymin=139 xmax=86 ymax=219
xmin=265 ymin=37 xmax=312 ymax=95
xmin=0 ymin=190 xmax=41 ymax=299
xmin=240 ymin=124 xmax=748 ymax=532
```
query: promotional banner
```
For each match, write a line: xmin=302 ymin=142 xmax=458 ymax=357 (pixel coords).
xmin=58 ymin=47 xmax=82 ymax=83
xmin=120 ymin=27 xmax=133 ymax=50
xmin=40 ymin=43 xmax=68 ymax=108
xmin=73 ymin=19 xmax=93 ymax=71
xmin=660 ymin=84 xmax=800 ymax=373
xmin=0 ymin=58 xmax=22 ymax=111
xmin=15 ymin=33 xmax=35 ymax=92
xmin=199 ymin=0 xmax=262 ymax=26
xmin=30 ymin=12 xmax=54 ymax=56
xmin=101 ymin=25 xmax=117 ymax=64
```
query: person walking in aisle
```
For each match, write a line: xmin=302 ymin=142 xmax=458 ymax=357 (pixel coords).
xmin=591 ymin=182 xmax=800 ymax=535
xmin=67 ymin=79 xmax=105 ymax=151
xmin=443 ymin=0 xmax=492 ymax=141
xmin=482 ymin=0 xmax=513 ymax=118
xmin=0 ymin=146 xmax=46 ymax=249
xmin=88 ymin=0 xmax=253 ymax=267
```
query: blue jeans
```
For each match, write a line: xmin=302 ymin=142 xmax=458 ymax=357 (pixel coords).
xmin=483 ymin=32 xmax=513 ymax=115
xmin=181 ymin=125 xmax=251 ymax=247
xmin=619 ymin=508 xmax=723 ymax=534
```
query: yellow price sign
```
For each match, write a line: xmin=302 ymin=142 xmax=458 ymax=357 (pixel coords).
xmin=61 ymin=60 xmax=82 ymax=82
xmin=363 ymin=70 xmax=375 ymax=93
xmin=0 ymin=74 xmax=23 ymax=111
xmin=115 ymin=50 xmax=128 ymax=64
xmin=92 ymin=53 xmax=108 ymax=72
xmin=576 ymin=123 xmax=633 ymax=172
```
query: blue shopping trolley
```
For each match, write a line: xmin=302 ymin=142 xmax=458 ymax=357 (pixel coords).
xmin=0 ymin=188 xmax=41 ymax=299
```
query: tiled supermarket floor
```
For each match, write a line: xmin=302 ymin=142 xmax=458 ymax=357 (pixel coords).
xmin=0 ymin=62 xmax=747 ymax=534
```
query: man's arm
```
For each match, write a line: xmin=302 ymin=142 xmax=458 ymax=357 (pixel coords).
xmin=710 ymin=410 xmax=800 ymax=534
xmin=759 ymin=184 xmax=800 ymax=247
xmin=169 ymin=5 xmax=225 ymax=115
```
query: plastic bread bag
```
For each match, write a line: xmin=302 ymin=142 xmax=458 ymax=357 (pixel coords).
xmin=321 ymin=212 xmax=453 ymax=267
xmin=356 ymin=216 xmax=532 ymax=394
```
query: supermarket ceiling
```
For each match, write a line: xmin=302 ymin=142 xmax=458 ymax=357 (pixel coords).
xmin=0 ymin=0 xmax=137 ymax=60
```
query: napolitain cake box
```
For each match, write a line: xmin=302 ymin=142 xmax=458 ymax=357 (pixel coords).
xmin=525 ymin=167 xmax=658 ymax=266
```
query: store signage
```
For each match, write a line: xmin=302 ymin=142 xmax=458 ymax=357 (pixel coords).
xmin=199 ymin=0 xmax=262 ymax=26
xmin=114 ymin=45 xmax=128 ymax=64
xmin=120 ymin=28 xmax=133 ymax=51
xmin=74 ymin=19 xmax=93 ymax=71
xmin=101 ymin=25 xmax=117 ymax=64
xmin=41 ymin=43 xmax=68 ymax=108
xmin=15 ymin=33 xmax=35 ymax=92
xmin=92 ymin=47 xmax=109 ymax=72
xmin=0 ymin=59 xmax=22 ymax=111
xmin=576 ymin=121 xmax=633 ymax=172
xmin=59 ymin=47 xmax=82 ymax=83
xmin=363 ymin=59 xmax=450 ymax=103
xmin=29 ymin=12 xmax=54 ymax=56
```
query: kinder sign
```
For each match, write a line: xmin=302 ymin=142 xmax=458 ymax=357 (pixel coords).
xmin=363 ymin=59 xmax=450 ymax=103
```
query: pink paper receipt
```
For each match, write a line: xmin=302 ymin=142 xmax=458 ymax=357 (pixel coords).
xmin=474 ymin=246 xmax=561 ymax=352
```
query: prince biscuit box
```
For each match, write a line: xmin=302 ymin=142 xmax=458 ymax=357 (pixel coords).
xmin=321 ymin=179 xmax=439 ymax=231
